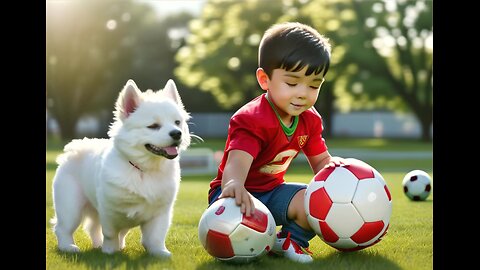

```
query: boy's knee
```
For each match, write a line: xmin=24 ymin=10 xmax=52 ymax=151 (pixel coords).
xmin=287 ymin=189 xmax=310 ymax=229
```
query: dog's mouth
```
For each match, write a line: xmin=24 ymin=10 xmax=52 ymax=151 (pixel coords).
xmin=145 ymin=143 xmax=179 ymax=159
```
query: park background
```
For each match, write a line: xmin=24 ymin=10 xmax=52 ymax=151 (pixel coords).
xmin=46 ymin=0 xmax=433 ymax=269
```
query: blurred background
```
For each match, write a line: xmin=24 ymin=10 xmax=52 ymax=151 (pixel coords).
xmin=46 ymin=0 xmax=433 ymax=142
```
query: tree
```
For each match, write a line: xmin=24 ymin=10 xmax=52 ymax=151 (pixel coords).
xmin=126 ymin=11 xmax=224 ymax=115
xmin=297 ymin=0 xmax=432 ymax=140
xmin=47 ymin=0 xmax=157 ymax=140
xmin=349 ymin=0 xmax=433 ymax=141
xmin=175 ymin=0 xmax=285 ymax=111
xmin=173 ymin=0 xmax=337 ymax=134
xmin=47 ymin=0 xmax=224 ymax=140
xmin=175 ymin=0 xmax=433 ymax=141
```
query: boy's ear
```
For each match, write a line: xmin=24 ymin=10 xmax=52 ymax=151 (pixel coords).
xmin=256 ymin=68 xmax=269 ymax=90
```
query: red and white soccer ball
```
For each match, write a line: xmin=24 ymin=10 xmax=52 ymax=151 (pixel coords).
xmin=304 ymin=158 xmax=392 ymax=251
xmin=402 ymin=169 xmax=432 ymax=201
xmin=198 ymin=197 xmax=276 ymax=263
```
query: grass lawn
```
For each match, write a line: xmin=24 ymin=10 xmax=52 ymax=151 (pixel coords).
xmin=46 ymin=137 xmax=432 ymax=270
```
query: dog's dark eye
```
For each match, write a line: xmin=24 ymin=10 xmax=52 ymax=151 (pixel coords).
xmin=147 ymin=123 xmax=161 ymax=130
xmin=175 ymin=120 xmax=181 ymax=126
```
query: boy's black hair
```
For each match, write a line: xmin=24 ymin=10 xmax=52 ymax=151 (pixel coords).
xmin=258 ymin=22 xmax=331 ymax=78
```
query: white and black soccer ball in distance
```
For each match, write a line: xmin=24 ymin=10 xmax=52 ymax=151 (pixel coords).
xmin=198 ymin=197 xmax=276 ymax=263
xmin=304 ymin=158 xmax=392 ymax=251
xmin=402 ymin=170 xmax=432 ymax=201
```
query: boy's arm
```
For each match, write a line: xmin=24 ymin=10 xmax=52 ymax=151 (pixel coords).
xmin=307 ymin=151 xmax=348 ymax=175
xmin=219 ymin=149 xmax=255 ymax=216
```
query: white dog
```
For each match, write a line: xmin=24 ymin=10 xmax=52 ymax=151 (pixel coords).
xmin=51 ymin=79 xmax=191 ymax=258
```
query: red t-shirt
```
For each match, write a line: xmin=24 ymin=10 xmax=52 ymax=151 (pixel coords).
xmin=210 ymin=94 xmax=328 ymax=193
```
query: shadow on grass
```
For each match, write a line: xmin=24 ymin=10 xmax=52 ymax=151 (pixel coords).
xmin=195 ymin=250 xmax=401 ymax=270
xmin=404 ymin=198 xmax=433 ymax=204
xmin=54 ymin=248 xmax=171 ymax=270
xmin=415 ymin=199 xmax=433 ymax=204
xmin=47 ymin=161 xmax=58 ymax=171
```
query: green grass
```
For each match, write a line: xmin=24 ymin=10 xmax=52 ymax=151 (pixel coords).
xmin=46 ymin=138 xmax=432 ymax=270
xmin=47 ymin=135 xmax=432 ymax=153
xmin=187 ymin=137 xmax=432 ymax=152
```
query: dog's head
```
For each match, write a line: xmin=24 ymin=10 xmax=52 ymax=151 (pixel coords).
xmin=108 ymin=79 xmax=191 ymax=163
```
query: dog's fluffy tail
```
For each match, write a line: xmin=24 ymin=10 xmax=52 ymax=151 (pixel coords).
xmin=56 ymin=138 xmax=110 ymax=165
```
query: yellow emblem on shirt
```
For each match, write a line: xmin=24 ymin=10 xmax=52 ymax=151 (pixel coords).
xmin=298 ymin=135 xmax=308 ymax=148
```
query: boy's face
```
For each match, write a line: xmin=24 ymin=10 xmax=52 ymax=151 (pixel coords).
xmin=262 ymin=66 xmax=324 ymax=122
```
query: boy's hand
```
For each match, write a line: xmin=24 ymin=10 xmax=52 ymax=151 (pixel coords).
xmin=219 ymin=179 xmax=255 ymax=217
xmin=324 ymin=156 xmax=350 ymax=168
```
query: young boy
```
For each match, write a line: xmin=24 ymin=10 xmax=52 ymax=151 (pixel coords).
xmin=207 ymin=22 xmax=347 ymax=263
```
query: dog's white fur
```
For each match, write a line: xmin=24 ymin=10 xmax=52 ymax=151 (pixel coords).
xmin=51 ymin=79 xmax=191 ymax=258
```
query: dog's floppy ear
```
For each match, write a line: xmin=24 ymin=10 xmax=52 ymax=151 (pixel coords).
xmin=115 ymin=79 xmax=142 ymax=121
xmin=163 ymin=79 xmax=184 ymax=109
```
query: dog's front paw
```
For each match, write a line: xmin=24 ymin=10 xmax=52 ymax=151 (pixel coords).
xmin=58 ymin=244 xmax=80 ymax=253
xmin=149 ymin=248 xmax=172 ymax=259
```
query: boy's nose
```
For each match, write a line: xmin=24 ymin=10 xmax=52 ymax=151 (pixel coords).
xmin=296 ymin=86 xmax=309 ymax=98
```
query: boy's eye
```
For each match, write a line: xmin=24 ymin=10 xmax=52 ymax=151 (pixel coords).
xmin=286 ymin=83 xmax=297 ymax=87
xmin=147 ymin=123 xmax=161 ymax=129
xmin=311 ymin=79 xmax=325 ymax=89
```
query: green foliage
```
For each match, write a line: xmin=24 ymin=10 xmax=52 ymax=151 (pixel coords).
xmin=280 ymin=0 xmax=433 ymax=129
xmin=175 ymin=0 xmax=433 ymax=140
xmin=175 ymin=0 xmax=284 ymax=110
xmin=47 ymin=0 xmax=433 ymax=141
xmin=47 ymin=0 xmax=223 ymax=140
xmin=47 ymin=0 xmax=155 ymax=139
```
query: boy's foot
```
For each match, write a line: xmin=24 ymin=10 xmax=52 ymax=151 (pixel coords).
xmin=270 ymin=232 xmax=313 ymax=263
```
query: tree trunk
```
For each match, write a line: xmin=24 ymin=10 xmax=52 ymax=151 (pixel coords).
xmin=323 ymin=87 xmax=334 ymax=138
xmin=418 ymin=110 xmax=432 ymax=142
xmin=316 ymin=84 xmax=334 ymax=138
xmin=56 ymin=113 xmax=79 ymax=141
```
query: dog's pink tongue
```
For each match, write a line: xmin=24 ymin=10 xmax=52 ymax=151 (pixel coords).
xmin=164 ymin=146 xmax=178 ymax=156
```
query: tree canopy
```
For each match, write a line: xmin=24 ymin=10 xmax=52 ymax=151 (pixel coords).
xmin=47 ymin=0 xmax=433 ymax=141
xmin=175 ymin=0 xmax=432 ymax=140
xmin=47 ymin=0 xmax=221 ymax=139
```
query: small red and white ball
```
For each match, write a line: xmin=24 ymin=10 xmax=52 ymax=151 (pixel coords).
xmin=304 ymin=158 xmax=392 ymax=251
xmin=402 ymin=170 xmax=432 ymax=201
xmin=198 ymin=197 xmax=276 ymax=263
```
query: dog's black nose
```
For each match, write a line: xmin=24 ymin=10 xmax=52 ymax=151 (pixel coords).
xmin=169 ymin=130 xmax=182 ymax=140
